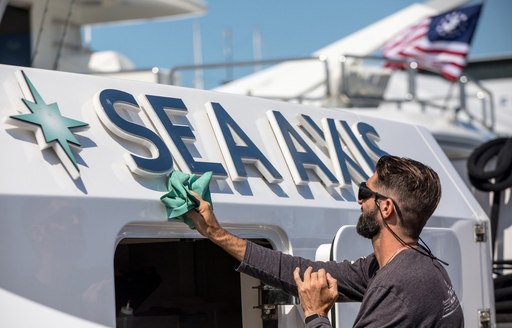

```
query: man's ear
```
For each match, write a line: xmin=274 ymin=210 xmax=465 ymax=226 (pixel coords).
xmin=379 ymin=198 xmax=394 ymax=220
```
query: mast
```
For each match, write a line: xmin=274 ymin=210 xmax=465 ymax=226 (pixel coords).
xmin=193 ymin=20 xmax=204 ymax=89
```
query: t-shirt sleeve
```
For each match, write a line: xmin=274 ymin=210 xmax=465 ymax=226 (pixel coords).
xmin=237 ymin=241 xmax=373 ymax=302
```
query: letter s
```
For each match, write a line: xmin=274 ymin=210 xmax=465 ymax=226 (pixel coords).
xmin=95 ymin=89 xmax=173 ymax=177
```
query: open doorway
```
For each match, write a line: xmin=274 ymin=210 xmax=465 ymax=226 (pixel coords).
xmin=114 ymin=238 xmax=275 ymax=328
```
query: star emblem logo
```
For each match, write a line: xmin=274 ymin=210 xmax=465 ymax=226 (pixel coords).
xmin=436 ymin=11 xmax=469 ymax=38
xmin=7 ymin=71 xmax=88 ymax=180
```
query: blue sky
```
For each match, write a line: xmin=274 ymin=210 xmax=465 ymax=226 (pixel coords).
xmin=89 ymin=0 xmax=511 ymax=87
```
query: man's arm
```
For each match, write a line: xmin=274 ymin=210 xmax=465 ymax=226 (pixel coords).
xmin=186 ymin=192 xmax=246 ymax=262
xmin=185 ymin=193 xmax=329 ymax=287
xmin=187 ymin=193 xmax=369 ymax=303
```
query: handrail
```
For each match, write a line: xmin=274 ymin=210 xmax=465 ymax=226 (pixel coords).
xmin=339 ymin=54 xmax=496 ymax=132
xmin=462 ymin=76 xmax=495 ymax=131
xmin=169 ymin=55 xmax=331 ymax=98
xmin=247 ymin=79 xmax=328 ymax=104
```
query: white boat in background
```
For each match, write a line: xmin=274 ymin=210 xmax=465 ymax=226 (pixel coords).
xmin=0 ymin=0 xmax=205 ymax=73
xmin=0 ymin=0 xmax=511 ymax=327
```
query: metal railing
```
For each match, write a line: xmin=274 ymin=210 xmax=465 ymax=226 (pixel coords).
xmin=339 ymin=54 xmax=496 ymax=132
xmin=169 ymin=55 xmax=331 ymax=102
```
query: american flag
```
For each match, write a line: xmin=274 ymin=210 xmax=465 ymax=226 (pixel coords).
xmin=382 ymin=4 xmax=482 ymax=81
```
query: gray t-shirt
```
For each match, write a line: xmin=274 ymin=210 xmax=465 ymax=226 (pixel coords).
xmin=237 ymin=241 xmax=463 ymax=328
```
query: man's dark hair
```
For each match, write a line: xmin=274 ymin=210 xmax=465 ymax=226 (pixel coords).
xmin=374 ymin=155 xmax=442 ymax=239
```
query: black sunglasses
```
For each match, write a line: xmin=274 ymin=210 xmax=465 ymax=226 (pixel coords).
xmin=358 ymin=182 xmax=388 ymax=201
xmin=358 ymin=182 xmax=401 ymax=217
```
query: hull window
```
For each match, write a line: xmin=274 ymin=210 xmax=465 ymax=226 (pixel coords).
xmin=0 ymin=5 xmax=31 ymax=67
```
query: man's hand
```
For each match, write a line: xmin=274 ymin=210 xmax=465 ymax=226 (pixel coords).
xmin=186 ymin=192 xmax=246 ymax=262
xmin=293 ymin=267 xmax=338 ymax=317
xmin=186 ymin=191 xmax=221 ymax=238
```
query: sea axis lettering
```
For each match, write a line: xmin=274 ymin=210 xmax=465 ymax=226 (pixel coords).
xmin=95 ymin=89 xmax=388 ymax=188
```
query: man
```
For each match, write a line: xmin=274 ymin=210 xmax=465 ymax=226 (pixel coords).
xmin=187 ymin=155 xmax=464 ymax=327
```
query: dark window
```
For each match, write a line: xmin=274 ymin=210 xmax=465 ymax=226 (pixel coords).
xmin=0 ymin=5 xmax=31 ymax=67
xmin=114 ymin=238 xmax=249 ymax=328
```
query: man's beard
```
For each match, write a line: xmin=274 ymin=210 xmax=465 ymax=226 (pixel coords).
xmin=356 ymin=206 xmax=381 ymax=239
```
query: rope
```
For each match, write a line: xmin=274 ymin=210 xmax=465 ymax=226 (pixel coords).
xmin=468 ymin=137 xmax=512 ymax=321
xmin=467 ymin=137 xmax=512 ymax=256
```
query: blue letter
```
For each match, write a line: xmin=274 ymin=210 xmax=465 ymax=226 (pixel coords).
xmin=357 ymin=122 xmax=389 ymax=160
xmin=207 ymin=102 xmax=282 ymax=183
xmin=268 ymin=111 xmax=338 ymax=187
xmin=144 ymin=95 xmax=227 ymax=177
xmin=95 ymin=89 xmax=173 ymax=176
xmin=322 ymin=118 xmax=369 ymax=186
xmin=297 ymin=114 xmax=328 ymax=155
xmin=337 ymin=120 xmax=377 ymax=174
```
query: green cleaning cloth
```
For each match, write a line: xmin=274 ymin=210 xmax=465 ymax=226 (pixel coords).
xmin=160 ymin=170 xmax=213 ymax=229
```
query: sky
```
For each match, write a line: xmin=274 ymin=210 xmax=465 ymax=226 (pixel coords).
xmin=89 ymin=0 xmax=512 ymax=88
